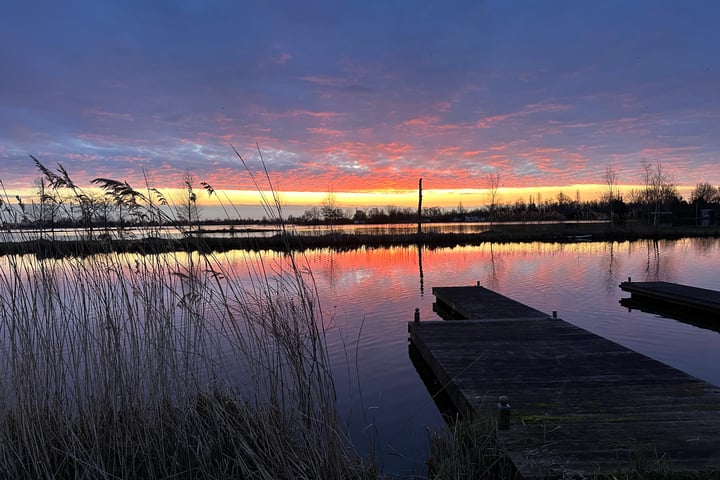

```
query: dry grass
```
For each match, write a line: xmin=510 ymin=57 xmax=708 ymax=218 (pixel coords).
xmin=426 ymin=413 xmax=520 ymax=480
xmin=0 ymin=160 xmax=376 ymax=479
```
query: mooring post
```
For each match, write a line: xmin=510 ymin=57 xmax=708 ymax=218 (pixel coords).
xmin=414 ymin=308 xmax=420 ymax=323
xmin=497 ymin=395 xmax=510 ymax=430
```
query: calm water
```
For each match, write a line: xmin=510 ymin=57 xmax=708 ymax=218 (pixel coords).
xmin=2 ymin=236 xmax=719 ymax=477
xmin=294 ymin=238 xmax=720 ymax=476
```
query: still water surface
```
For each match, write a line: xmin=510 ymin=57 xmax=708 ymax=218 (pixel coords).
xmin=300 ymin=238 xmax=720 ymax=476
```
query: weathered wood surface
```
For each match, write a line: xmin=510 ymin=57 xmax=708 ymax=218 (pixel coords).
xmin=433 ymin=285 xmax=549 ymax=320
xmin=410 ymin=286 xmax=720 ymax=478
xmin=619 ymin=281 xmax=720 ymax=314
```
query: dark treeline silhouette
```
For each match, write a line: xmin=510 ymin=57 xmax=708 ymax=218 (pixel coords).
xmin=288 ymin=184 xmax=719 ymax=227
xmin=5 ymin=184 xmax=720 ymax=229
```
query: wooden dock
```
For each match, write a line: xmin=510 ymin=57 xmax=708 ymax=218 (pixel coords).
xmin=619 ymin=280 xmax=720 ymax=315
xmin=410 ymin=285 xmax=720 ymax=478
xmin=433 ymin=284 xmax=548 ymax=320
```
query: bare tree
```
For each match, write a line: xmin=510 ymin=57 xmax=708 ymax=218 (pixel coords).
xmin=640 ymin=160 xmax=677 ymax=225
xmin=321 ymin=191 xmax=344 ymax=227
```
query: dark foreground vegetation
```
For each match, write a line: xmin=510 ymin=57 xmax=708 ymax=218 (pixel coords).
xmin=0 ymin=159 xmax=380 ymax=479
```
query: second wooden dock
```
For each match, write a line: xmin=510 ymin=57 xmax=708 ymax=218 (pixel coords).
xmin=619 ymin=280 xmax=720 ymax=315
xmin=410 ymin=285 xmax=720 ymax=478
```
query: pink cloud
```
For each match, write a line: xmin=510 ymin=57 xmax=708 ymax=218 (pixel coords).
xmin=307 ymin=127 xmax=346 ymax=137
xmin=262 ymin=109 xmax=345 ymax=119
xmin=402 ymin=116 xmax=441 ymax=128
xmin=435 ymin=146 xmax=461 ymax=156
xmin=476 ymin=102 xmax=573 ymax=129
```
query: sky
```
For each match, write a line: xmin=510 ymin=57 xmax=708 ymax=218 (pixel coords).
xmin=2 ymin=0 xmax=720 ymax=213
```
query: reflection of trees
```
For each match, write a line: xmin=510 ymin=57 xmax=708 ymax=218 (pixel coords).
xmin=312 ymin=248 xmax=338 ymax=288
xmin=483 ymin=242 xmax=501 ymax=291
xmin=643 ymin=239 xmax=661 ymax=281
xmin=693 ymin=237 xmax=718 ymax=256
xmin=604 ymin=241 xmax=617 ymax=293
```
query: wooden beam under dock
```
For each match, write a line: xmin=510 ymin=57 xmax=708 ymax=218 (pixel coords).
xmin=410 ymin=285 xmax=720 ymax=478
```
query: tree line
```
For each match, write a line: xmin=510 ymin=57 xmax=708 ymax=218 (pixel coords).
xmin=291 ymin=162 xmax=719 ymax=226
xmin=2 ymin=159 xmax=719 ymax=232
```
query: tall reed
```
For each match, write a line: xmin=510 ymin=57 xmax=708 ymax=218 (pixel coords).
xmin=0 ymin=159 xmax=374 ymax=478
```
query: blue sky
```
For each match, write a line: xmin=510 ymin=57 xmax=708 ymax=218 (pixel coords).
xmin=2 ymin=0 xmax=719 ymax=206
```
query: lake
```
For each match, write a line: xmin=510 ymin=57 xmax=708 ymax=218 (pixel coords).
xmin=1 ymin=235 xmax=719 ymax=477
xmin=289 ymin=238 xmax=720 ymax=476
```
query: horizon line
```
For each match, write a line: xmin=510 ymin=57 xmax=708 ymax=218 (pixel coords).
xmin=4 ymin=183 xmax=697 ymax=211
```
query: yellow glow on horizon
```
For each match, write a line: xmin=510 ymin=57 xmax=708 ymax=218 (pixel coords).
xmin=195 ymin=183 xmax=696 ymax=208
xmin=6 ymin=184 xmax=696 ymax=209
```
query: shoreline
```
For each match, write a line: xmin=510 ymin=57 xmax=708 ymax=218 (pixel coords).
xmin=2 ymin=222 xmax=719 ymax=258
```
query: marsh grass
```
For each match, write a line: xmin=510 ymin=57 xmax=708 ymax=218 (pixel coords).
xmin=0 ymin=159 xmax=375 ymax=479
xmin=426 ymin=413 xmax=520 ymax=480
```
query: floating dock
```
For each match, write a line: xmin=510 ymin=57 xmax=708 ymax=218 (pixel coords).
xmin=619 ymin=280 xmax=720 ymax=315
xmin=410 ymin=285 xmax=720 ymax=478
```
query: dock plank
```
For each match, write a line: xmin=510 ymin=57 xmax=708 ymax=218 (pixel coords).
xmin=619 ymin=281 xmax=720 ymax=314
xmin=433 ymin=285 xmax=550 ymax=319
xmin=410 ymin=287 xmax=720 ymax=478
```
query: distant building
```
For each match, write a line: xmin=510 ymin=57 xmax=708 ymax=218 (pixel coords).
xmin=699 ymin=208 xmax=715 ymax=227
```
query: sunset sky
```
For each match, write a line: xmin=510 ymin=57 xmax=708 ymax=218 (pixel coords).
xmin=2 ymin=1 xmax=719 ymax=213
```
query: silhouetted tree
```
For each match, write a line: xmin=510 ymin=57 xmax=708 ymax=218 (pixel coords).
xmin=691 ymin=183 xmax=719 ymax=206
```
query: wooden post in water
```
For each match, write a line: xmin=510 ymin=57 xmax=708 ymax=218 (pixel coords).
xmin=417 ymin=178 xmax=423 ymax=235
xmin=497 ymin=395 xmax=510 ymax=430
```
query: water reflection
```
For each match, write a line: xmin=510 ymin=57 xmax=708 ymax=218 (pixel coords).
xmin=604 ymin=242 xmax=617 ymax=294
xmin=416 ymin=244 xmax=424 ymax=297
xmin=619 ymin=297 xmax=720 ymax=334
xmin=408 ymin=344 xmax=456 ymax=418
